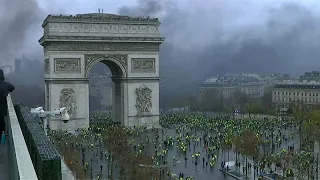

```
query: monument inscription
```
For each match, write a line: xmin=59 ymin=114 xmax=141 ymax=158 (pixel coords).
xmin=131 ymin=58 xmax=155 ymax=73
xmin=54 ymin=58 xmax=80 ymax=72
xmin=48 ymin=23 xmax=160 ymax=35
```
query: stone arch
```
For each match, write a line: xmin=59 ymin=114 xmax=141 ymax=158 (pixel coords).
xmin=40 ymin=13 xmax=164 ymax=130
xmin=84 ymin=54 xmax=127 ymax=78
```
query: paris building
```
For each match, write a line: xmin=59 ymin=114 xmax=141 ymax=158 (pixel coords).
xmin=272 ymin=71 xmax=320 ymax=111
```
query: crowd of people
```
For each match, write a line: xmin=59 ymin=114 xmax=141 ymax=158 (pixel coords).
xmin=48 ymin=111 xmax=316 ymax=180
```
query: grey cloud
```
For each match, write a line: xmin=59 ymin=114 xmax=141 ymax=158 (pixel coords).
xmin=119 ymin=0 xmax=320 ymax=98
xmin=0 ymin=0 xmax=44 ymax=64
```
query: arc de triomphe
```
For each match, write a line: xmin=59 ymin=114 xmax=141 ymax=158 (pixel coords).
xmin=39 ymin=13 xmax=164 ymax=131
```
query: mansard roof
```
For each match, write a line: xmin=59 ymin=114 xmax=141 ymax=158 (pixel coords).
xmin=273 ymin=84 xmax=320 ymax=89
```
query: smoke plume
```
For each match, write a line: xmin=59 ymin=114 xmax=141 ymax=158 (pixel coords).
xmin=0 ymin=0 xmax=44 ymax=64
xmin=119 ymin=0 xmax=320 ymax=97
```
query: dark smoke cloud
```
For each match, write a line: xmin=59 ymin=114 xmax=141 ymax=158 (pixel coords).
xmin=0 ymin=0 xmax=44 ymax=64
xmin=0 ymin=0 xmax=42 ymax=63
xmin=119 ymin=0 xmax=320 ymax=98
xmin=0 ymin=0 xmax=48 ymax=91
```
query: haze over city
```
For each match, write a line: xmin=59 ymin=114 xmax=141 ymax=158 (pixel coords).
xmin=2 ymin=0 xmax=320 ymax=100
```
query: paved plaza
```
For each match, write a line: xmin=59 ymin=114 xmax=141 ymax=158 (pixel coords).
xmin=49 ymin=113 xmax=301 ymax=180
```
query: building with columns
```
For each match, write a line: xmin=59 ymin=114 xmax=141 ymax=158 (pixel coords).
xmin=272 ymin=71 xmax=320 ymax=110
xmin=272 ymin=83 xmax=320 ymax=110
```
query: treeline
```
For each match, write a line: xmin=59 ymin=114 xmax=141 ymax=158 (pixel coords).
xmin=161 ymin=90 xmax=275 ymax=115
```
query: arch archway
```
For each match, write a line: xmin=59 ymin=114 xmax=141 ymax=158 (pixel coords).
xmin=86 ymin=55 xmax=127 ymax=124
xmin=40 ymin=13 xmax=164 ymax=131
xmin=84 ymin=55 xmax=127 ymax=78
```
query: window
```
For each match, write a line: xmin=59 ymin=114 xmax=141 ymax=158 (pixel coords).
xmin=289 ymin=92 xmax=291 ymax=95
xmin=297 ymin=92 xmax=299 ymax=96
xmin=293 ymin=92 xmax=295 ymax=96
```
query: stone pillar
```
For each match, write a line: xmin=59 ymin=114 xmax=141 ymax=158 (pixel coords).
xmin=111 ymin=78 xmax=124 ymax=124
xmin=44 ymin=53 xmax=90 ymax=132
xmin=124 ymin=54 xmax=161 ymax=128
xmin=45 ymin=79 xmax=90 ymax=132
xmin=125 ymin=80 xmax=160 ymax=128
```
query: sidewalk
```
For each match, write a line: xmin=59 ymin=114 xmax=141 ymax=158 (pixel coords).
xmin=0 ymin=143 xmax=9 ymax=180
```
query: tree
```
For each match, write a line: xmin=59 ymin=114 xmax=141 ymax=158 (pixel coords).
xmin=261 ymin=89 xmax=273 ymax=109
xmin=304 ymin=110 xmax=320 ymax=141
xmin=232 ymin=90 xmax=249 ymax=115
xmin=233 ymin=129 xmax=261 ymax=178
xmin=222 ymin=135 xmax=233 ymax=163
xmin=304 ymin=109 xmax=320 ymax=178
xmin=290 ymin=101 xmax=307 ymax=151
xmin=102 ymin=126 xmax=161 ymax=180
xmin=199 ymin=89 xmax=221 ymax=112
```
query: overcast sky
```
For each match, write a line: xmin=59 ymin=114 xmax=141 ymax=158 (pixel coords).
xmin=3 ymin=0 xmax=320 ymax=95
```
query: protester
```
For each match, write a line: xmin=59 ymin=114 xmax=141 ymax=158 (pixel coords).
xmin=0 ymin=69 xmax=15 ymax=136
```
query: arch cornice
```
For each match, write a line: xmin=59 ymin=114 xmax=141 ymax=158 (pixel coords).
xmin=84 ymin=54 xmax=128 ymax=78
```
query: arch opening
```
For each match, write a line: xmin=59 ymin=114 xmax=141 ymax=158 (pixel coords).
xmin=88 ymin=59 xmax=125 ymax=125
xmin=85 ymin=56 xmax=127 ymax=79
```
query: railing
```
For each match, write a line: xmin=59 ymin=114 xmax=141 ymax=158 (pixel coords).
xmin=6 ymin=95 xmax=38 ymax=180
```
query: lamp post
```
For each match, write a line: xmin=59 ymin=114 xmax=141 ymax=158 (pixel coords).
xmin=317 ymin=153 xmax=319 ymax=180
xmin=90 ymin=157 xmax=93 ymax=180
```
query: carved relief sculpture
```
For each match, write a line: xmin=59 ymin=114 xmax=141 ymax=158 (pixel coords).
xmin=59 ymin=88 xmax=77 ymax=119
xmin=44 ymin=42 xmax=160 ymax=53
xmin=54 ymin=58 xmax=80 ymax=72
xmin=131 ymin=58 xmax=155 ymax=73
xmin=135 ymin=85 xmax=152 ymax=114
xmin=44 ymin=59 xmax=49 ymax=73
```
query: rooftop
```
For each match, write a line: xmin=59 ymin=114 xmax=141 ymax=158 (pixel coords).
xmin=273 ymin=84 xmax=320 ymax=89
xmin=42 ymin=13 xmax=160 ymax=27
xmin=204 ymin=74 xmax=262 ymax=85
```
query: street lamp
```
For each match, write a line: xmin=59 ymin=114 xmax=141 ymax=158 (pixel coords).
xmin=317 ymin=153 xmax=319 ymax=180
xmin=90 ymin=157 xmax=93 ymax=180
